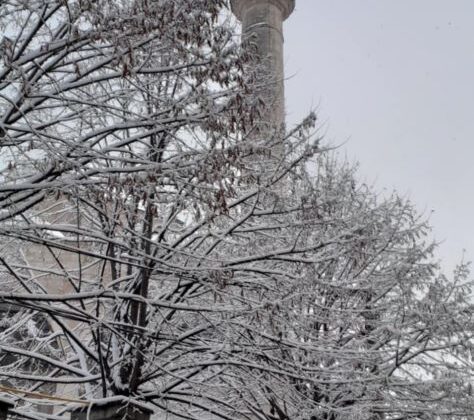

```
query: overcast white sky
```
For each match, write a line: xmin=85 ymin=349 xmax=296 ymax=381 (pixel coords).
xmin=283 ymin=1 xmax=474 ymax=273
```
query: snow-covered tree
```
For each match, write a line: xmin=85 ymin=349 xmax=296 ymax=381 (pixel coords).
xmin=0 ymin=1 xmax=473 ymax=420
xmin=0 ymin=0 xmax=314 ymax=417
xmin=240 ymin=156 xmax=474 ymax=420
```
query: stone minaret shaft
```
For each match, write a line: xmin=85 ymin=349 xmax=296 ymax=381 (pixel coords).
xmin=231 ymin=0 xmax=295 ymax=129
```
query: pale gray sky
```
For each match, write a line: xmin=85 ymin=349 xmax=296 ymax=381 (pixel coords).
xmin=284 ymin=1 xmax=474 ymax=272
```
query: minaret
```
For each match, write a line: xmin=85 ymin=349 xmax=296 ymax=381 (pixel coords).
xmin=231 ymin=0 xmax=295 ymax=129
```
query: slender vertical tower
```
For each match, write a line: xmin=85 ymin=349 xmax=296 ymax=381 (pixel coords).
xmin=231 ymin=0 xmax=295 ymax=129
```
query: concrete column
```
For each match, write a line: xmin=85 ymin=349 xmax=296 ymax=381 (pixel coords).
xmin=231 ymin=0 xmax=295 ymax=130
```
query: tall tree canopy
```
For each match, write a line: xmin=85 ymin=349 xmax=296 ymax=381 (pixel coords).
xmin=0 ymin=1 xmax=472 ymax=420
